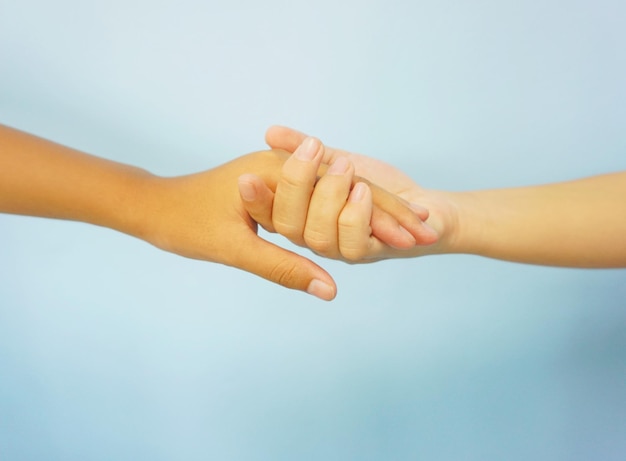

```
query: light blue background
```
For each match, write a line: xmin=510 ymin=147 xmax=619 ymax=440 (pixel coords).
xmin=1 ymin=1 xmax=625 ymax=460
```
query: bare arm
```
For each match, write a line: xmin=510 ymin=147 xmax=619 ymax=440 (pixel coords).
xmin=261 ymin=126 xmax=626 ymax=268
xmin=0 ymin=124 xmax=439 ymax=300
xmin=0 ymin=124 xmax=152 ymax=236
xmin=443 ymin=173 xmax=626 ymax=267
xmin=0 ymin=124 xmax=338 ymax=299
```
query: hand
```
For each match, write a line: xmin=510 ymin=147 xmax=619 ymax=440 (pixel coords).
xmin=0 ymin=124 xmax=439 ymax=301
xmin=258 ymin=128 xmax=626 ymax=268
xmin=138 ymin=149 xmax=338 ymax=300
xmin=239 ymin=128 xmax=444 ymax=262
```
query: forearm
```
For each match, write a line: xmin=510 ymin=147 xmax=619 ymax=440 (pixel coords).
xmin=0 ymin=124 xmax=152 ymax=238
xmin=443 ymin=172 xmax=626 ymax=267
xmin=0 ymin=125 xmax=341 ymax=298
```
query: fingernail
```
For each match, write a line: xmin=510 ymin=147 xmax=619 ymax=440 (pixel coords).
xmin=422 ymin=222 xmax=438 ymax=240
xmin=398 ymin=226 xmax=417 ymax=244
xmin=409 ymin=202 xmax=428 ymax=214
xmin=238 ymin=178 xmax=257 ymax=201
xmin=307 ymin=279 xmax=336 ymax=301
xmin=327 ymin=156 xmax=350 ymax=175
xmin=409 ymin=202 xmax=429 ymax=220
xmin=295 ymin=137 xmax=319 ymax=161
xmin=349 ymin=182 xmax=368 ymax=202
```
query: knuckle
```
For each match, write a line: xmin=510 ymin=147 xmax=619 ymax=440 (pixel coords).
xmin=304 ymin=230 xmax=336 ymax=256
xmin=338 ymin=215 xmax=371 ymax=240
xmin=273 ymin=220 xmax=303 ymax=242
xmin=340 ymin=244 xmax=368 ymax=262
xmin=279 ymin=160 xmax=318 ymax=191
xmin=279 ymin=172 xmax=310 ymax=192
xmin=338 ymin=214 xmax=360 ymax=231
xmin=268 ymin=258 xmax=301 ymax=289
xmin=338 ymin=218 xmax=372 ymax=262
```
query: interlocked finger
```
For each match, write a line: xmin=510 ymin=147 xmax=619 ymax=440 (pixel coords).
xmin=272 ymin=137 xmax=324 ymax=246
xmin=303 ymin=156 xmax=354 ymax=258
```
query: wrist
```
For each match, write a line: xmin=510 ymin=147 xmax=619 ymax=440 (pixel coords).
xmin=432 ymin=190 xmax=488 ymax=257
xmin=412 ymin=189 xmax=475 ymax=257
xmin=108 ymin=167 xmax=163 ymax=243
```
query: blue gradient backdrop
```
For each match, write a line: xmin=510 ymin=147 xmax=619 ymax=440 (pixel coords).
xmin=1 ymin=1 xmax=625 ymax=460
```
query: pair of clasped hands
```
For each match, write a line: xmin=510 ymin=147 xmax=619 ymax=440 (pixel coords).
xmin=4 ymin=122 xmax=623 ymax=301
xmin=216 ymin=125 xmax=440 ymax=301
xmin=0 ymin=122 xmax=440 ymax=302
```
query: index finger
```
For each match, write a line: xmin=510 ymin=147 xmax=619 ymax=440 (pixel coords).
xmin=272 ymin=137 xmax=325 ymax=246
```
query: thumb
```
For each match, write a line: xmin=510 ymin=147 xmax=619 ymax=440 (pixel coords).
xmin=231 ymin=231 xmax=337 ymax=301
xmin=266 ymin=126 xmax=345 ymax=166
xmin=265 ymin=125 xmax=308 ymax=152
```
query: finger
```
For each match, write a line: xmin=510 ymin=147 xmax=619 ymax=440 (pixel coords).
xmin=266 ymin=125 xmax=343 ymax=164
xmin=367 ymin=180 xmax=439 ymax=246
xmin=238 ymin=173 xmax=276 ymax=233
xmin=369 ymin=207 xmax=417 ymax=249
xmin=303 ymin=156 xmax=354 ymax=258
xmin=338 ymin=182 xmax=387 ymax=261
xmin=231 ymin=230 xmax=337 ymax=301
xmin=266 ymin=126 xmax=436 ymax=245
xmin=272 ymin=137 xmax=324 ymax=246
xmin=265 ymin=125 xmax=308 ymax=153
xmin=408 ymin=202 xmax=430 ymax=222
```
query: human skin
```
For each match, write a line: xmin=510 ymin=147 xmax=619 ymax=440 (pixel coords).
xmin=242 ymin=125 xmax=626 ymax=268
xmin=238 ymin=136 xmax=438 ymax=262
xmin=0 ymin=124 xmax=431 ymax=300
